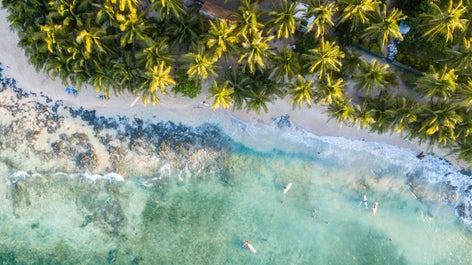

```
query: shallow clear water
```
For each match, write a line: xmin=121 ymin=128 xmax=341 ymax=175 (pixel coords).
xmin=1 ymin=119 xmax=472 ymax=265
xmin=1 ymin=62 xmax=471 ymax=264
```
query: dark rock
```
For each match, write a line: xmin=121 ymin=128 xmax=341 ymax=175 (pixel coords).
xmin=272 ymin=114 xmax=292 ymax=128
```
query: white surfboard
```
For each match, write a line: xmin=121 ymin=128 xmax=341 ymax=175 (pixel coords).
xmin=283 ymin=182 xmax=293 ymax=194
xmin=247 ymin=243 xmax=256 ymax=253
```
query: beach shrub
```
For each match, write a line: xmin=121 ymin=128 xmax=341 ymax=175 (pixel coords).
xmin=171 ymin=69 xmax=202 ymax=98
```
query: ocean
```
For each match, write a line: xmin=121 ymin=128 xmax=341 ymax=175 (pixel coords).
xmin=1 ymin=65 xmax=472 ymax=264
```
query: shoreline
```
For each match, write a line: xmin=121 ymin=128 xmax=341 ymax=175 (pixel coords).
xmin=0 ymin=7 xmax=468 ymax=170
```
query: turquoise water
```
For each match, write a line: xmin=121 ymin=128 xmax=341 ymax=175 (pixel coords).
xmin=1 ymin=126 xmax=472 ymax=264
xmin=1 ymin=63 xmax=472 ymax=264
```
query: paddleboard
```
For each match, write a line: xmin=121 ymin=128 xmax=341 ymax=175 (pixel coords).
xmin=247 ymin=243 xmax=256 ymax=253
xmin=372 ymin=202 xmax=378 ymax=216
xmin=283 ymin=182 xmax=292 ymax=194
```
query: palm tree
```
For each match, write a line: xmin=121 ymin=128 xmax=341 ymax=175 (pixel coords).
xmin=337 ymin=0 xmax=381 ymax=32
xmin=306 ymin=40 xmax=344 ymax=78
xmin=365 ymin=94 xmax=396 ymax=133
xmin=38 ymin=24 xmax=65 ymax=54
xmin=314 ymin=74 xmax=345 ymax=105
xmin=414 ymin=66 xmax=458 ymax=102
xmin=245 ymin=70 xmax=283 ymax=114
xmin=267 ymin=0 xmax=299 ymax=39
xmin=454 ymin=79 xmax=472 ymax=109
xmin=224 ymin=67 xmax=251 ymax=110
xmin=166 ymin=14 xmax=204 ymax=51
xmin=238 ymin=32 xmax=275 ymax=74
xmin=96 ymin=0 xmax=118 ymax=27
xmin=141 ymin=60 xmax=175 ymax=105
xmin=327 ymin=98 xmax=356 ymax=126
xmin=415 ymin=102 xmax=463 ymax=146
xmin=391 ymin=96 xmax=418 ymax=134
xmin=353 ymin=59 xmax=394 ymax=97
xmin=288 ymin=75 xmax=315 ymax=109
xmin=454 ymin=110 xmax=472 ymax=142
xmin=140 ymin=38 xmax=175 ymax=70
xmin=112 ymin=53 xmax=145 ymax=92
xmin=305 ymin=0 xmax=337 ymax=39
xmin=206 ymin=20 xmax=239 ymax=60
xmin=420 ymin=0 xmax=468 ymax=43
xmin=113 ymin=0 xmax=139 ymax=13
xmin=208 ymin=81 xmax=234 ymax=110
xmin=354 ymin=102 xmax=376 ymax=129
xmin=90 ymin=60 xmax=119 ymax=99
xmin=245 ymin=89 xmax=272 ymax=115
xmin=234 ymin=0 xmax=264 ymax=39
xmin=150 ymin=0 xmax=186 ymax=21
xmin=269 ymin=45 xmax=300 ymax=82
xmin=446 ymin=38 xmax=472 ymax=74
xmin=361 ymin=5 xmax=407 ymax=50
xmin=116 ymin=11 xmax=151 ymax=47
xmin=75 ymin=28 xmax=106 ymax=59
xmin=451 ymin=139 xmax=472 ymax=162
xmin=184 ymin=44 xmax=219 ymax=81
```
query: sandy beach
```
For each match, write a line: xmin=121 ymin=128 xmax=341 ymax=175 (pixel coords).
xmin=0 ymin=7 xmax=468 ymax=170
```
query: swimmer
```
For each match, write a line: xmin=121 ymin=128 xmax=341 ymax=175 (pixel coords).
xmin=242 ymin=240 xmax=249 ymax=248
xmin=312 ymin=209 xmax=316 ymax=219
xmin=372 ymin=201 xmax=379 ymax=216
xmin=360 ymin=194 xmax=368 ymax=208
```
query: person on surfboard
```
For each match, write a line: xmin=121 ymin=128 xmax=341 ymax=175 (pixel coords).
xmin=372 ymin=202 xmax=379 ymax=216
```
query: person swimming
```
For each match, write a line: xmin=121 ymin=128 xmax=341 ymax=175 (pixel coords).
xmin=242 ymin=240 xmax=249 ymax=248
xmin=242 ymin=240 xmax=256 ymax=253
xmin=372 ymin=202 xmax=379 ymax=216
xmin=360 ymin=195 xmax=368 ymax=208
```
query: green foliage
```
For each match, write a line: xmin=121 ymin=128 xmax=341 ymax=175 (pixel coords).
xmin=171 ymin=69 xmax=202 ymax=98
xmin=396 ymin=18 xmax=448 ymax=71
xmin=396 ymin=0 xmax=433 ymax=17
xmin=293 ymin=33 xmax=320 ymax=55
xmin=3 ymin=0 xmax=472 ymax=164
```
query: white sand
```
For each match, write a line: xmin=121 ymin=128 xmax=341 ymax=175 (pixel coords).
xmin=0 ymin=7 xmax=468 ymax=169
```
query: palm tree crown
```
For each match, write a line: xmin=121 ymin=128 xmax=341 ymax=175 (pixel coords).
xmin=353 ymin=59 xmax=393 ymax=97
xmin=234 ymin=0 xmax=264 ymax=39
xmin=185 ymin=45 xmax=219 ymax=81
xmin=306 ymin=40 xmax=345 ymax=78
xmin=289 ymin=75 xmax=315 ymax=109
xmin=269 ymin=45 xmax=300 ymax=82
xmin=141 ymin=60 xmax=175 ymax=105
xmin=420 ymin=0 xmax=468 ymax=43
xmin=238 ymin=32 xmax=275 ymax=74
xmin=414 ymin=66 xmax=458 ymax=102
xmin=206 ymin=20 xmax=239 ymax=60
xmin=267 ymin=0 xmax=299 ymax=39
xmin=305 ymin=0 xmax=337 ymax=39
xmin=361 ymin=5 xmax=407 ymax=50
xmin=337 ymin=0 xmax=382 ymax=31
xmin=208 ymin=81 xmax=234 ymax=110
